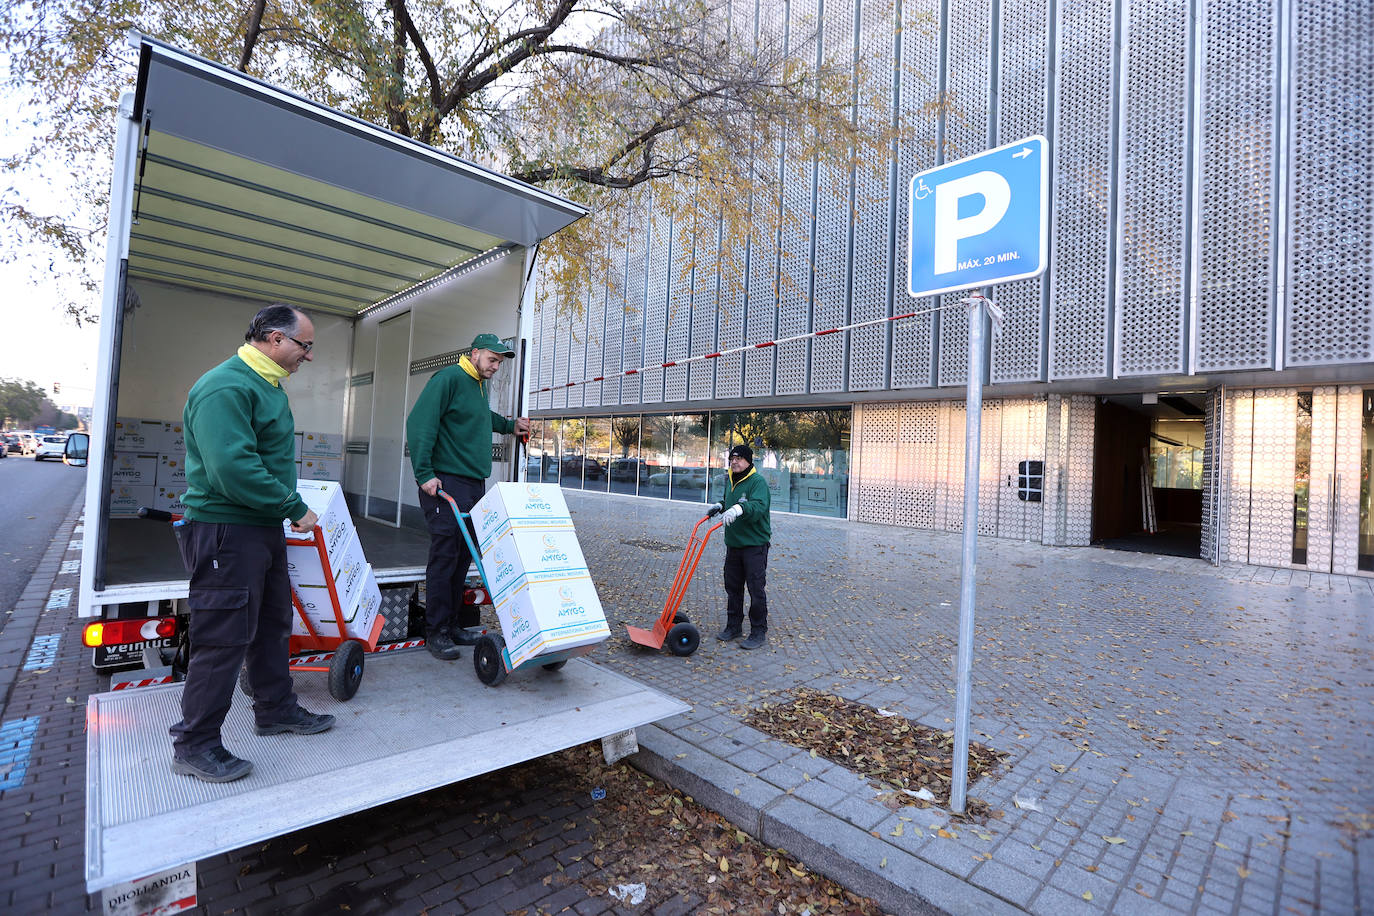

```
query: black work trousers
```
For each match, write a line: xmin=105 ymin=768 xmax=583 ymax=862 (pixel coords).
xmin=170 ymin=521 xmax=297 ymax=756
xmin=417 ymin=473 xmax=485 ymax=632
xmin=723 ymin=544 xmax=770 ymax=633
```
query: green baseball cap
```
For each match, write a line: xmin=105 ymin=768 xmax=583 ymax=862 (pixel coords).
xmin=470 ymin=333 xmax=515 ymax=357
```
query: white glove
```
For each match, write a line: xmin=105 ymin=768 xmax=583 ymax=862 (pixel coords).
xmin=706 ymin=502 xmax=724 ymax=518
xmin=722 ymin=504 xmax=744 ymax=526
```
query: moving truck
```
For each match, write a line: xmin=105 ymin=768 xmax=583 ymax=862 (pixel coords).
xmin=75 ymin=34 xmax=688 ymax=901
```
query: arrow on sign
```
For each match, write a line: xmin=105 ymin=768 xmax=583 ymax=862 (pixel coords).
xmin=1012 ymin=146 xmax=1032 ymax=160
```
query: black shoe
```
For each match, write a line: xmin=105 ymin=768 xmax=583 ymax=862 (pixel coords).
xmin=171 ymin=746 xmax=253 ymax=783
xmin=740 ymin=630 xmax=767 ymax=650
xmin=255 ymin=707 xmax=336 ymax=736
xmin=426 ymin=629 xmax=461 ymax=660
xmin=716 ymin=625 xmax=743 ymax=641
xmin=450 ymin=627 xmax=483 ymax=646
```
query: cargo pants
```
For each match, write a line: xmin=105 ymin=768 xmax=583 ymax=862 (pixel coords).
xmin=723 ymin=543 xmax=770 ymax=634
xmin=417 ymin=473 xmax=485 ymax=632
xmin=170 ymin=521 xmax=298 ymax=756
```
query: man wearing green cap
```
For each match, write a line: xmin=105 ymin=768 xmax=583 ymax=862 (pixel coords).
xmin=407 ymin=333 xmax=529 ymax=660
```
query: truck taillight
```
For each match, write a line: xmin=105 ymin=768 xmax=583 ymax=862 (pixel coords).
xmin=83 ymin=617 xmax=177 ymax=648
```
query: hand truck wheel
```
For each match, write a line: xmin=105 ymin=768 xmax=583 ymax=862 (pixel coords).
xmin=666 ymin=621 xmax=700 ymax=657
xmin=328 ymin=640 xmax=366 ymax=701
xmin=474 ymin=634 xmax=509 ymax=686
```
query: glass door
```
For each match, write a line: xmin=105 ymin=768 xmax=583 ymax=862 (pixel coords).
xmin=1305 ymin=386 xmax=1368 ymax=575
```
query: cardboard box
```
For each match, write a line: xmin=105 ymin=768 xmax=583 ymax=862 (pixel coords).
xmin=285 ymin=480 xmax=355 ymax=560
xmin=112 ymin=418 xmax=160 ymax=452
xmin=109 ymin=485 xmax=156 ymax=518
xmin=299 ymin=431 xmax=345 ymax=458
xmin=286 ymin=527 xmax=368 ymax=595
xmin=156 ymin=454 xmax=187 ymax=487
xmin=154 ymin=487 xmax=187 ymax=515
xmin=472 ymin=482 xmax=573 ymax=553
xmin=111 ymin=452 xmax=159 ymax=486
xmin=292 ymin=564 xmax=384 ymax=642
xmin=299 ymin=457 xmax=343 ymax=481
xmin=494 ymin=576 xmax=609 ymax=670
xmin=158 ymin=421 xmax=186 ymax=454
xmin=294 ymin=432 xmax=304 ymax=460
xmin=482 ymin=527 xmax=590 ymax=605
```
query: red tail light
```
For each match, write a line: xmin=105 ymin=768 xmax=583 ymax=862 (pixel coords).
xmin=463 ymin=587 xmax=489 ymax=605
xmin=83 ymin=617 xmax=177 ymax=648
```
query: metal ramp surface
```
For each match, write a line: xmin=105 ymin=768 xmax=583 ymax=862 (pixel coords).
xmin=85 ymin=654 xmax=688 ymax=892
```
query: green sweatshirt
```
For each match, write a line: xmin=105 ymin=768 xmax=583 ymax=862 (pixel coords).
xmin=722 ymin=467 xmax=772 ymax=548
xmin=407 ymin=365 xmax=514 ymax=484
xmin=181 ymin=355 xmax=309 ymax=525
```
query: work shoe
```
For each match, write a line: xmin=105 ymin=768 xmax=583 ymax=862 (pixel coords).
xmin=740 ymin=630 xmax=767 ymax=650
xmin=426 ymin=629 xmax=461 ymax=660
xmin=716 ymin=625 xmax=742 ymax=642
xmin=255 ymin=706 xmax=336 ymax=736
xmin=171 ymin=746 xmax=253 ymax=783
xmin=450 ymin=627 xmax=483 ymax=646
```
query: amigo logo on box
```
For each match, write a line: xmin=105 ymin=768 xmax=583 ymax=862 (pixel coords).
xmin=540 ymin=533 xmax=569 ymax=563
xmin=555 ymin=584 xmax=587 ymax=618
xmin=522 ymin=484 xmax=553 ymax=512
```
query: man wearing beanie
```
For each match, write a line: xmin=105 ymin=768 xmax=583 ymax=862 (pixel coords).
xmin=708 ymin=442 xmax=773 ymax=649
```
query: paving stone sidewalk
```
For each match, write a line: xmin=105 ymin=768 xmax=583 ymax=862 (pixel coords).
xmin=567 ymin=490 xmax=1374 ymax=915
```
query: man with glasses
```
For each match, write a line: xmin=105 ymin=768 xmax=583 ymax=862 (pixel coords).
xmin=407 ymin=333 xmax=530 ymax=660
xmin=170 ymin=303 xmax=334 ymax=783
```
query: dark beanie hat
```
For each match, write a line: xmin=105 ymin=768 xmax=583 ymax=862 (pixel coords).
xmin=728 ymin=443 xmax=754 ymax=465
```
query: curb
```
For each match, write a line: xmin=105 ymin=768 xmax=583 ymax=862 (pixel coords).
xmin=630 ymin=722 xmax=1023 ymax=916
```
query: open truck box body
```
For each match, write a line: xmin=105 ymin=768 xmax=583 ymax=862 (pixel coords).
xmin=79 ymin=34 xmax=587 ymax=615
xmin=77 ymin=36 xmax=694 ymax=897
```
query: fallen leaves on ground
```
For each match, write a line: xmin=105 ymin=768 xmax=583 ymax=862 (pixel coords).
xmin=745 ymin=688 xmax=1007 ymax=821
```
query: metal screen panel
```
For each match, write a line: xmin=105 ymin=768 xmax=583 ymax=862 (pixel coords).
xmin=1329 ymin=387 xmax=1364 ymax=575
xmin=745 ymin=0 xmax=785 ymax=398
xmin=602 ymin=241 xmax=627 ymax=406
xmin=620 ymin=197 xmax=648 ymax=405
xmin=1223 ymin=388 xmax=1254 ymax=564
xmin=1194 ymin=0 xmax=1279 ymax=372
xmin=1041 ymin=395 xmax=1063 ymax=545
xmin=936 ymin=400 xmax=966 ymax=530
xmin=1285 ymin=2 xmax=1374 ymax=367
xmin=855 ymin=403 xmax=898 ymax=523
xmin=847 ymin=0 xmax=897 ymax=392
xmin=890 ymin=0 xmax=941 ymax=389
xmin=1064 ymin=394 xmax=1095 ymax=545
xmin=810 ymin=0 xmax=855 ymax=394
xmin=1048 ymin=0 xmax=1116 ymax=380
xmin=527 ymin=288 xmax=546 ymax=411
xmin=1245 ymin=389 xmax=1295 ymax=568
xmin=996 ymin=398 xmax=1046 ymax=541
xmin=665 ymin=197 xmax=694 ymax=404
xmin=716 ymin=236 xmax=747 ymax=399
xmin=1200 ymin=388 xmax=1223 ymax=563
xmin=583 ymin=254 xmax=607 ymax=409
xmin=895 ymin=401 xmax=940 ymax=528
xmin=1114 ymin=0 xmax=1189 ymax=377
xmin=551 ymin=291 xmax=568 ymax=411
xmin=535 ymin=274 xmax=554 ymax=410
xmin=990 ymin=0 xmax=1051 ymax=384
xmin=641 ymin=204 xmax=671 ymax=405
xmin=777 ymin=0 xmax=819 ymax=398
xmin=1306 ymin=386 xmax=1337 ymax=572
xmin=689 ymin=219 xmax=721 ymax=401
xmin=976 ymin=400 xmax=1002 ymax=535
xmin=565 ymin=287 xmax=587 ymax=410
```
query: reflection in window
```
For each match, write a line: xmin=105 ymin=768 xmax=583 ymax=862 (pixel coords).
xmin=544 ymin=419 xmax=563 ymax=485
xmin=1360 ymin=390 xmax=1372 ymax=571
xmin=1149 ymin=419 xmax=1205 ymax=490
xmin=525 ymin=419 xmax=546 ymax=482
xmin=608 ymin=417 xmax=641 ymax=496
xmin=640 ymin=415 xmax=673 ymax=500
xmin=559 ymin=418 xmax=587 ymax=489
xmin=585 ymin=418 xmax=611 ymax=492
xmin=669 ymin=414 xmax=709 ymax=502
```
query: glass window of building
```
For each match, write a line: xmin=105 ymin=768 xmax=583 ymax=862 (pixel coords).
xmin=708 ymin=408 xmax=851 ymax=517
xmin=1360 ymin=390 xmax=1372 ymax=572
xmin=544 ymin=418 xmax=564 ymax=485
xmin=668 ymin=413 xmax=709 ymax=503
xmin=1149 ymin=419 xmax=1205 ymax=490
xmin=608 ymin=416 xmax=642 ymax=496
xmin=1293 ymin=392 xmax=1312 ymax=565
xmin=584 ymin=417 xmax=611 ymax=492
xmin=525 ymin=419 xmax=546 ymax=482
xmin=559 ymin=418 xmax=588 ymax=488
xmin=640 ymin=415 xmax=673 ymax=499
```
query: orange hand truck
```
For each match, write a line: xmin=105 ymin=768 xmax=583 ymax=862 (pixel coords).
xmin=625 ymin=511 xmax=724 ymax=656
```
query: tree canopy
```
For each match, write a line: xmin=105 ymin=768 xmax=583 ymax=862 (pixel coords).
xmin=0 ymin=377 xmax=53 ymax=427
xmin=2 ymin=0 xmax=897 ymax=323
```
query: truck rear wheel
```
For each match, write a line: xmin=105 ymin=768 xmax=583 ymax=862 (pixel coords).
xmin=474 ymin=634 xmax=509 ymax=686
xmin=328 ymin=641 xmax=365 ymax=701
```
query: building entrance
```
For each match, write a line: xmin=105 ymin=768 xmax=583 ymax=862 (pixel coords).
xmin=1092 ymin=394 xmax=1206 ymax=558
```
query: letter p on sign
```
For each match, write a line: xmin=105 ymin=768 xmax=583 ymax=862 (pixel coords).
xmin=908 ymin=135 xmax=1048 ymax=299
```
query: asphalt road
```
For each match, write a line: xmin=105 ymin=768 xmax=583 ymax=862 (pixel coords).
xmin=0 ymin=450 xmax=86 ymax=632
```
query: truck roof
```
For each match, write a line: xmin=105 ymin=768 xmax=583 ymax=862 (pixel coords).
xmin=126 ymin=34 xmax=588 ymax=317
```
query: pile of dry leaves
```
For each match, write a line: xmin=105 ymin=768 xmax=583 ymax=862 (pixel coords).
xmin=746 ymin=688 xmax=1007 ymax=821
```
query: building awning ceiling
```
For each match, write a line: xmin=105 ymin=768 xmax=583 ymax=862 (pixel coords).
xmin=127 ymin=36 xmax=587 ymax=316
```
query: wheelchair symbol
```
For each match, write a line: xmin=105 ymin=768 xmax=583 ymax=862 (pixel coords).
xmin=914 ymin=178 xmax=932 ymax=200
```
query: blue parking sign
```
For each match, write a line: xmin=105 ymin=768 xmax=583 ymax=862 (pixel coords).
xmin=907 ymin=135 xmax=1048 ymax=298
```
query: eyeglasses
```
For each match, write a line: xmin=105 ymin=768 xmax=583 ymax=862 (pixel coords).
xmin=281 ymin=333 xmax=313 ymax=353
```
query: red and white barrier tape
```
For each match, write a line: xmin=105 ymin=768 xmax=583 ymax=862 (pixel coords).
xmin=534 ymin=295 xmax=1000 ymax=395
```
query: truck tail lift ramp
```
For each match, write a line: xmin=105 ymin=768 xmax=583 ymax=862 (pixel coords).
xmin=85 ymin=653 xmax=688 ymax=893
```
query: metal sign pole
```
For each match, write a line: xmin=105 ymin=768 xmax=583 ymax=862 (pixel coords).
xmin=950 ymin=295 xmax=986 ymax=815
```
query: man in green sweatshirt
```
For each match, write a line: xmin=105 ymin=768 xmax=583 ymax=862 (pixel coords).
xmin=407 ymin=333 xmax=530 ymax=660
xmin=171 ymin=303 xmax=334 ymax=784
xmin=709 ymin=443 xmax=773 ymax=650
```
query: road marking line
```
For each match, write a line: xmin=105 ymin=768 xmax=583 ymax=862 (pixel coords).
xmin=61 ymin=560 xmax=81 ymax=575
xmin=23 ymin=634 xmax=62 ymax=671
xmin=47 ymin=588 xmax=73 ymax=610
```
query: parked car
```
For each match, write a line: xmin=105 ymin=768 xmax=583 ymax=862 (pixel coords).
xmin=2 ymin=434 xmax=17 ymax=455
xmin=16 ymin=432 xmax=38 ymax=456
xmin=608 ymin=457 xmax=652 ymax=483
xmin=35 ymin=435 xmax=70 ymax=461
xmin=560 ymin=456 xmax=605 ymax=481
xmin=647 ymin=466 xmax=709 ymax=490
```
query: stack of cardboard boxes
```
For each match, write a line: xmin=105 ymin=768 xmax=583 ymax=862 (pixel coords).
xmin=472 ymin=483 xmax=609 ymax=669
xmin=107 ymin=418 xmax=345 ymax=518
xmin=284 ymin=480 xmax=383 ymax=643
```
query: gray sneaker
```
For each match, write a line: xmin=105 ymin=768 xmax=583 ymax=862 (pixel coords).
xmin=716 ymin=625 xmax=742 ymax=641
xmin=740 ymin=630 xmax=767 ymax=650
xmin=171 ymin=746 xmax=253 ymax=783
xmin=255 ymin=707 xmax=335 ymax=736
